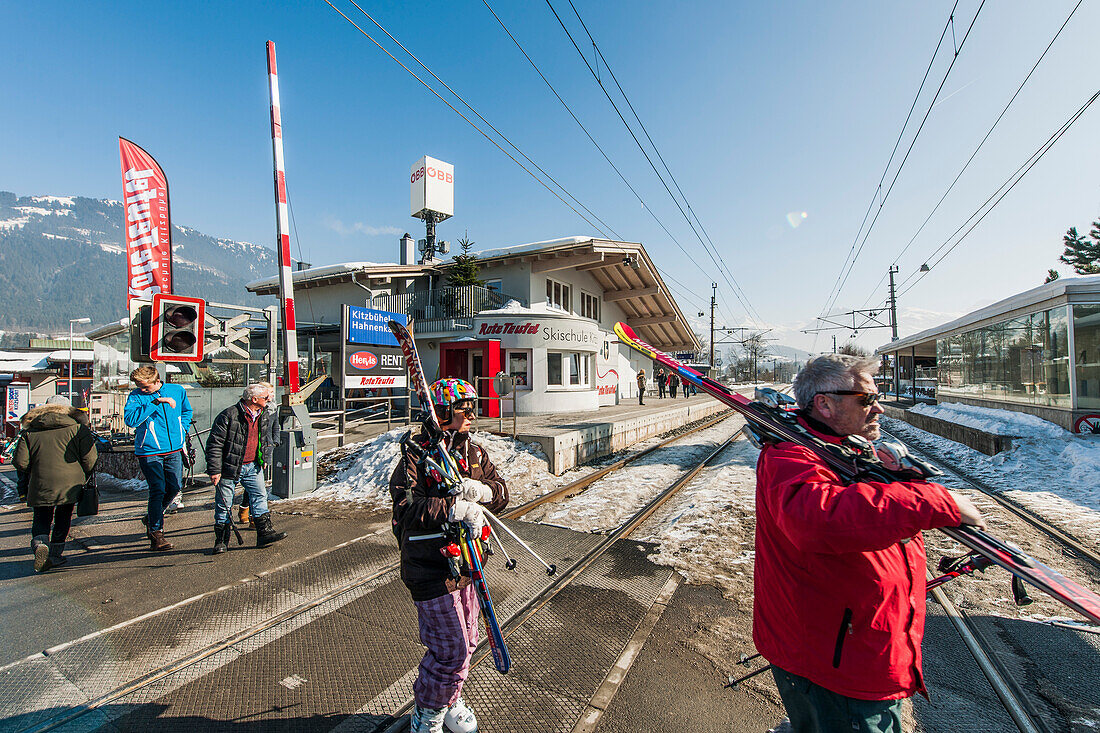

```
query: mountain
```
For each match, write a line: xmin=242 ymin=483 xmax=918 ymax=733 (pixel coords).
xmin=0 ymin=191 xmax=276 ymax=332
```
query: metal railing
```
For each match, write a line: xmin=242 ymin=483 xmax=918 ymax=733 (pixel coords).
xmin=371 ymin=286 xmax=528 ymax=333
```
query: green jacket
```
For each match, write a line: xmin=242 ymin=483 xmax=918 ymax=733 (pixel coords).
xmin=14 ymin=404 xmax=97 ymax=507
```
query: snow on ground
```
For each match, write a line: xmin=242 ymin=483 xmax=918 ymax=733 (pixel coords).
xmin=521 ymin=417 xmax=744 ymax=533
xmin=910 ymin=401 xmax=1067 ymax=438
xmin=883 ymin=404 xmax=1100 ymax=554
xmin=97 ymin=474 xmax=147 ymax=492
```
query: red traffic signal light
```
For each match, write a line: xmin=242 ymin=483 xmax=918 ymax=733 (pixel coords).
xmin=150 ymin=294 xmax=206 ymax=362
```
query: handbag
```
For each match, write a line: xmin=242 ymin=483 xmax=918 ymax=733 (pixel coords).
xmin=77 ymin=470 xmax=99 ymax=517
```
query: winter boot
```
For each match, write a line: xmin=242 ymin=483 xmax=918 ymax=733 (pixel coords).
xmin=148 ymin=529 xmax=174 ymax=552
xmin=410 ymin=704 xmax=447 ymax=733
xmin=254 ymin=513 xmax=287 ymax=548
xmin=48 ymin=542 xmax=67 ymax=569
xmin=32 ymin=535 xmax=51 ymax=573
xmin=212 ymin=524 xmax=230 ymax=555
xmin=238 ymin=504 xmax=251 ymax=528
xmin=444 ymin=697 xmax=478 ymax=733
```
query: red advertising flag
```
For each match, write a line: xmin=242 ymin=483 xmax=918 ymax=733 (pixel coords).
xmin=118 ymin=138 xmax=173 ymax=304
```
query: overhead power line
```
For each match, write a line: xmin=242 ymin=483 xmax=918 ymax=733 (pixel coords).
xmin=897 ymin=87 xmax=1100 ymax=298
xmin=819 ymin=1 xmax=987 ymax=320
xmin=860 ymin=0 xmax=1085 ymax=308
xmin=544 ymin=0 xmax=763 ymax=325
xmin=319 ymin=0 xmax=620 ymax=240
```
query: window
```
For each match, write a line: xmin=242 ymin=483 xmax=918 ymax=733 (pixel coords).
xmin=580 ymin=292 xmax=600 ymax=321
xmin=485 ymin=279 xmax=502 ymax=293
xmin=601 ymin=340 xmax=610 ymax=360
xmin=547 ymin=351 xmax=590 ymax=387
xmin=507 ymin=350 xmax=530 ymax=388
xmin=547 ymin=352 xmax=563 ymax=386
xmin=546 ymin=278 xmax=571 ymax=311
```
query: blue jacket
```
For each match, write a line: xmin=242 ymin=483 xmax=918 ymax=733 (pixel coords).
xmin=124 ymin=383 xmax=193 ymax=456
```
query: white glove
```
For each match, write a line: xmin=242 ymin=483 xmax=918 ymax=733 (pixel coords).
xmin=460 ymin=477 xmax=494 ymax=504
xmin=449 ymin=499 xmax=488 ymax=538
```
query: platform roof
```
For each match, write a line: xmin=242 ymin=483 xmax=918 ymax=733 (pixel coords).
xmin=877 ymin=274 xmax=1100 ymax=357
xmin=246 ymin=262 xmax=436 ymax=295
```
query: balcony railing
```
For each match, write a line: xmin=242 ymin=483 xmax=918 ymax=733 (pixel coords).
xmin=371 ymin=285 xmax=528 ymax=333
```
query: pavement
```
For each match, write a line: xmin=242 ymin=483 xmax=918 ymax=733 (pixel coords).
xmin=0 ymin=435 xmax=785 ymax=732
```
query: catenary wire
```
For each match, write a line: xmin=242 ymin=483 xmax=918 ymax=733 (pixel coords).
xmin=896 ymin=88 xmax=1100 ymax=299
xmin=318 ymin=0 xmax=615 ymax=240
xmin=817 ymin=2 xmax=960 ymax=321
xmin=561 ymin=0 xmax=762 ymax=325
xmin=859 ymin=0 xmax=1084 ymax=308
xmin=821 ymin=1 xmax=986 ymax=319
xmin=543 ymin=0 xmax=762 ymax=326
xmin=480 ymin=0 xmax=748 ymax=329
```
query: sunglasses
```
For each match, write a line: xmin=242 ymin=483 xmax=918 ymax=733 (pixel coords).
xmin=435 ymin=405 xmax=476 ymax=419
xmin=818 ymin=390 xmax=882 ymax=407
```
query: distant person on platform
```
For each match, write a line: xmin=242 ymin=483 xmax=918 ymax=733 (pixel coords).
xmin=390 ymin=378 xmax=508 ymax=733
xmin=636 ymin=369 xmax=646 ymax=406
xmin=754 ymin=354 xmax=985 ymax=733
xmin=14 ymin=395 xmax=97 ymax=572
xmin=656 ymin=367 xmax=667 ymax=399
xmin=205 ymin=382 xmax=287 ymax=553
xmin=124 ymin=366 xmax=192 ymax=551
xmin=668 ymin=371 xmax=680 ymax=398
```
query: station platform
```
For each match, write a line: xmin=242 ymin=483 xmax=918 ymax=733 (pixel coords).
xmin=0 ymin=453 xmax=783 ymax=733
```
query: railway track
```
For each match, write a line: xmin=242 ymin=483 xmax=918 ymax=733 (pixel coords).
xmin=882 ymin=423 xmax=1100 ymax=733
xmin=20 ymin=413 xmax=746 ymax=733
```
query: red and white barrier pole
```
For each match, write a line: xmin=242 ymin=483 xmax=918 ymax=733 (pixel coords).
xmin=266 ymin=40 xmax=300 ymax=394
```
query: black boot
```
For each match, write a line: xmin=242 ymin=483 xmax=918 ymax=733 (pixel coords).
xmin=255 ymin=513 xmax=287 ymax=548
xmin=212 ymin=524 xmax=229 ymax=555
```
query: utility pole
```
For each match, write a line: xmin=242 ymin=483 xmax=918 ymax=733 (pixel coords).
xmin=887 ymin=264 xmax=899 ymax=341
xmin=709 ymin=283 xmax=717 ymax=373
xmin=832 ymin=334 xmax=837 ymax=353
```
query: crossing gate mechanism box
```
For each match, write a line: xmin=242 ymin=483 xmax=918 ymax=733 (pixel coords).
xmin=272 ymin=429 xmax=316 ymax=499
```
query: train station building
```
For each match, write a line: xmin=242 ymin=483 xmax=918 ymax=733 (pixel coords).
xmin=245 ymin=235 xmax=700 ymax=416
xmin=877 ymin=275 xmax=1100 ymax=433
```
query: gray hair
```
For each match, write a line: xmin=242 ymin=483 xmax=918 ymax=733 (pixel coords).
xmin=792 ymin=354 xmax=881 ymax=409
xmin=243 ymin=381 xmax=275 ymax=401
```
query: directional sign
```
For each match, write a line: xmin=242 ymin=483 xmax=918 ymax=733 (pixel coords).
xmin=348 ymin=307 xmax=407 ymax=347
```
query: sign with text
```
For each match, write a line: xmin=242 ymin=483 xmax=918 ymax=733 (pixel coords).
xmin=347 ymin=307 xmax=407 ymax=347
xmin=343 ymin=346 xmax=406 ymax=390
xmin=472 ymin=315 xmax=600 ymax=353
xmin=119 ymin=137 xmax=173 ymax=305
xmin=5 ymin=382 xmax=29 ymax=424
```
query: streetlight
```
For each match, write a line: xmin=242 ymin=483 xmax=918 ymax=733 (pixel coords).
xmin=69 ymin=317 xmax=90 ymax=405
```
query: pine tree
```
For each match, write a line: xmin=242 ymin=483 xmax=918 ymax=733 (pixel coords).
xmin=1059 ymin=225 xmax=1100 ymax=274
xmin=446 ymin=234 xmax=483 ymax=287
xmin=1045 ymin=269 xmax=1060 ymax=284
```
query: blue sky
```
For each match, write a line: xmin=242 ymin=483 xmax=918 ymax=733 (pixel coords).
xmin=3 ymin=1 xmax=1098 ymax=352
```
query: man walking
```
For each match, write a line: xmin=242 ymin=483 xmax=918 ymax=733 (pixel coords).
xmin=656 ymin=367 xmax=666 ymax=399
xmin=206 ymin=382 xmax=287 ymax=552
xmin=124 ymin=366 xmax=192 ymax=551
xmin=754 ymin=354 xmax=984 ymax=732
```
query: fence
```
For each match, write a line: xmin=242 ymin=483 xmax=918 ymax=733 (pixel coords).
xmin=370 ymin=286 xmax=527 ymax=333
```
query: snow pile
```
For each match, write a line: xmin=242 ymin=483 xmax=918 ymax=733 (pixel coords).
xmin=97 ymin=474 xmax=147 ymax=492
xmin=304 ymin=428 xmax=560 ymax=510
xmin=910 ymin=401 xmax=1067 ymax=438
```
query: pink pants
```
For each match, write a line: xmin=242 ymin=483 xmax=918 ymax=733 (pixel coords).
xmin=412 ymin=584 xmax=480 ymax=709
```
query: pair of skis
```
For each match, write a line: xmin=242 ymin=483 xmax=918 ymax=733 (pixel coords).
xmin=390 ymin=320 xmax=512 ymax=674
xmin=614 ymin=321 xmax=1100 ymax=626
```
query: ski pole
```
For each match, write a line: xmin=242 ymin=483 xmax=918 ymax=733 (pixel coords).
xmin=484 ymin=511 xmax=557 ymax=576
xmin=725 ymin=664 xmax=772 ymax=689
xmin=490 ymin=525 xmax=518 ymax=571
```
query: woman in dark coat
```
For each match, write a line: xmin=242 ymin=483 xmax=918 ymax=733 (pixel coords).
xmin=14 ymin=397 xmax=97 ymax=572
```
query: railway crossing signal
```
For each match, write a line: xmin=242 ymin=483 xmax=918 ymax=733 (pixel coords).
xmin=150 ymin=294 xmax=206 ymax=362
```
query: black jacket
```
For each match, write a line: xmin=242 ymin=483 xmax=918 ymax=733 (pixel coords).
xmin=206 ymin=401 xmax=279 ymax=481
xmin=389 ymin=429 xmax=508 ymax=602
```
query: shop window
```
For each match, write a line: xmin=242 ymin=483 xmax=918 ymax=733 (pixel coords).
xmin=546 ymin=278 xmax=571 ymax=312
xmin=1074 ymin=304 xmax=1100 ymax=409
xmin=547 ymin=352 xmax=563 ymax=386
xmin=580 ymin=292 xmax=600 ymax=321
xmin=507 ymin=350 xmax=530 ymax=389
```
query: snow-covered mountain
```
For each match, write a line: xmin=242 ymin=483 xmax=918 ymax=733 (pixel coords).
xmin=0 ymin=191 xmax=275 ymax=331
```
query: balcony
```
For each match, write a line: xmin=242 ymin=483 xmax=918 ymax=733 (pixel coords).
xmin=371 ymin=285 xmax=528 ymax=333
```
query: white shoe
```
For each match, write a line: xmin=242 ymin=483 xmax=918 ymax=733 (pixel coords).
xmin=410 ymin=704 xmax=447 ymax=733
xmin=444 ymin=697 xmax=478 ymax=733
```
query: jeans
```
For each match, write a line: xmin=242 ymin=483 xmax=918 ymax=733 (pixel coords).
xmin=214 ymin=461 xmax=269 ymax=525
xmin=771 ymin=666 xmax=903 ymax=733
xmin=137 ymin=451 xmax=183 ymax=532
xmin=31 ymin=504 xmax=74 ymax=543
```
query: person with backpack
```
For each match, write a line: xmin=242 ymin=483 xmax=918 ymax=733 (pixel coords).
xmin=14 ymin=395 xmax=97 ymax=572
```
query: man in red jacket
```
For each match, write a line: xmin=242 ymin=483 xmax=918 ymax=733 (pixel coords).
xmin=754 ymin=354 xmax=984 ymax=732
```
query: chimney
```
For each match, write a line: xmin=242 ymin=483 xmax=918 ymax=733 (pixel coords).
xmin=400 ymin=233 xmax=415 ymax=265
xmin=296 ymin=261 xmax=311 ymax=271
